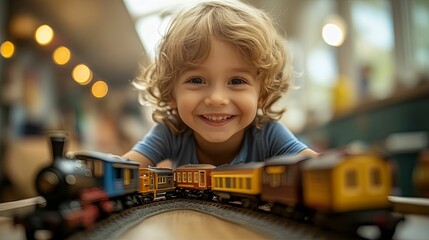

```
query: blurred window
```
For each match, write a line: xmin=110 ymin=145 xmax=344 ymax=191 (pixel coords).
xmin=351 ymin=0 xmax=395 ymax=99
xmin=188 ymin=172 xmax=192 ymax=183
xmin=345 ymin=169 xmax=357 ymax=188
xmin=194 ymin=172 xmax=198 ymax=183
xmin=370 ymin=167 xmax=382 ymax=187
xmin=412 ymin=0 xmax=429 ymax=77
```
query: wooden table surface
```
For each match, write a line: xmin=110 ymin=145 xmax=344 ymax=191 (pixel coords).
xmin=1 ymin=197 xmax=429 ymax=240
xmin=119 ymin=209 xmax=266 ymax=240
xmin=0 ymin=197 xmax=266 ymax=240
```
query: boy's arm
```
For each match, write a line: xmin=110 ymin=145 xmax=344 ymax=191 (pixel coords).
xmin=122 ymin=150 xmax=156 ymax=167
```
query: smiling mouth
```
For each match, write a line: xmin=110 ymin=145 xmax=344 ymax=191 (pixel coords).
xmin=201 ymin=114 xmax=233 ymax=122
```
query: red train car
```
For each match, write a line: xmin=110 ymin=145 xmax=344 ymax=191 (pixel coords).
xmin=174 ymin=164 xmax=215 ymax=200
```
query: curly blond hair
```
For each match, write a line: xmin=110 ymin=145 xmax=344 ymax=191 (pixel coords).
xmin=133 ymin=0 xmax=293 ymax=134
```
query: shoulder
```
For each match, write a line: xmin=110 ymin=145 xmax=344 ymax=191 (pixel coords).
xmin=249 ymin=121 xmax=290 ymax=137
xmin=251 ymin=121 xmax=307 ymax=154
xmin=244 ymin=121 xmax=295 ymax=150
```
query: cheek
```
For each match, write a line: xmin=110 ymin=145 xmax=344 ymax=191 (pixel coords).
xmin=239 ymin=94 xmax=260 ymax=113
xmin=175 ymin=95 xmax=196 ymax=112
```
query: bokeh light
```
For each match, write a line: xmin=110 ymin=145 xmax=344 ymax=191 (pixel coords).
xmin=92 ymin=80 xmax=109 ymax=98
xmin=52 ymin=46 xmax=71 ymax=65
xmin=322 ymin=23 xmax=345 ymax=46
xmin=35 ymin=24 xmax=54 ymax=46
xmin=322 ymin=15 xmax=347 ymax=47
xmin=0 ymin=41 xmax=15 ymax=58
xmin=72 ymin=64 xmax=93 ymax=85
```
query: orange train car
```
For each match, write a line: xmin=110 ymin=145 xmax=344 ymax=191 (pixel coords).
xmin=139 ymin=167 xmax=175 ymax=203
xmin=174 ymin=164 xmax=215 ymax=200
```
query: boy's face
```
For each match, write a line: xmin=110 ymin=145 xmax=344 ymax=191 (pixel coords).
xmin=171 ymin=39 xmax=261 ymax=143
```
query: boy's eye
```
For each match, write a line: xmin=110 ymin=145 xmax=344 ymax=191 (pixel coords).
xmin=229 ymin=78 xmax=246 ymax=85
xmin=187 ymin=77 xmax=205 ymax=84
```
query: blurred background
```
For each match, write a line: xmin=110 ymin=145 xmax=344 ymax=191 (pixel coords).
xmin=0 ymin=0 xmax=428 ymax=202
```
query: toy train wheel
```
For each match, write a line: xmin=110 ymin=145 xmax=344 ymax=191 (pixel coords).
xmin=144 ymin=195 xmax=154 ymax=204
xmin=216 ymin=196 xmax=228 ymax=204
xmin=136 ymin=195 xmax=144 ymax=205
xmin=182 ymin=189 xmax=190 ymax=198
xmin=241 ymin=198 xmax=258 ymax=210
xmin=112 ymin=200 xmax=123 ymax=212
xmin=165 ymin=192 xmax=173 ymax=200
xmin=204 ymin=192 xmax=213 ymax=201
xmin=122 ymin=196 xmax=135 ymax=208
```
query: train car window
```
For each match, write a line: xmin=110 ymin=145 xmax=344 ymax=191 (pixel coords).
xmin=212 ymin=177 xmax=216 ymax=187
xmin=246 ymin=178 xmax=251 ymax=189
xmin=178 ymin=172 xmax=182 ymax=182
xmin=370 ymin=167 xmax=382 ymax=187
xmin=183 ymin=172 xmax=187 ymax=182
xmin=188 ymin=172 xmax=192 ymax=183
xmin=115 ymin=168 xmax=123 ymax=179
xmin=159 ymin=176 xmax=166 ymax=184
xmin=174 ymin=172 xmax=176 ymax=182
xmin=94 ymin=160 xmax=103 ymax=177
xmin=194 ymin=172 xmax=198 ymax=183
xmin=269 ymin=174 xmax=282 ymax=188
xmin=232 ymin=178 xmax=236 ymax=188
xmin=130 ymin=169 xmax=135 ymax=180
xmin=225 ymin=178 xmax=231 ymax=188
xmin=124 ymin=169 xmax=130 ymax=185
xmin=345 ymin=169 xmax=358 ymax=188
xmin=239 ymin=178 xmax=243 ymax=188
xmin=200 ymin=172 xmax=205 ymax=185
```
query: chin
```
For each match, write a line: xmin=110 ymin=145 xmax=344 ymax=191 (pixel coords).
xmin=200 ymin=134 xmax=231 ymax=143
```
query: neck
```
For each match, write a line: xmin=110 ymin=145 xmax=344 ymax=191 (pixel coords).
xmin=194 ymin=131 xmax=244 ymax=166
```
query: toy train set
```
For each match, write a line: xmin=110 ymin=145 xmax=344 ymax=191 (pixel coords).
xmin=14 ymin=134 xmax=405 ymax=239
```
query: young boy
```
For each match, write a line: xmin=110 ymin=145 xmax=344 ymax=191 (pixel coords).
xmin=123 ymin=0 xmax=317 ymax=168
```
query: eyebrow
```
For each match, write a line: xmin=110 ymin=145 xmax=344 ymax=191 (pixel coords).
xmin=183 ymin=65 xmax=256 ymax=75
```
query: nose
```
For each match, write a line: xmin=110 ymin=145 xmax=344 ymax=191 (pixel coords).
xmin=204 ymin=87 xmax=230 ymax=106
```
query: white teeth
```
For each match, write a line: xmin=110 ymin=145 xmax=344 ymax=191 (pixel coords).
xmin=202 ymin=115 xmax=232 ymax=122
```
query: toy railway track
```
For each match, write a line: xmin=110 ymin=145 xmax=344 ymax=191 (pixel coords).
xmin=68 ymin=198 xmax=347 ymax=240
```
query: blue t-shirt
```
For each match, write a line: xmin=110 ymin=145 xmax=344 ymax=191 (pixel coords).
xmin=132 ymin=121 xmax=308 ymax=168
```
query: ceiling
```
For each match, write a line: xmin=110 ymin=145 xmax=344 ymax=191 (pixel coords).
xmin=9 ymin=0 xmax=307 ymax=88
xmin=12 ymin=0 xmax=146 ymax=87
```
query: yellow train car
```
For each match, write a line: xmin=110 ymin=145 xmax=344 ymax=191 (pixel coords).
xmin=302 ymin=151 xmax=392 ymax=213
xmin=139 ymin=167 xmax=175 ymax=203
xmin=211 ymin=162 xmax=265 ymax=209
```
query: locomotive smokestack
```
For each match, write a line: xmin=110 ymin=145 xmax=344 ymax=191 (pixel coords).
xmin=48 ymin=131 xmax=68 ymax=160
